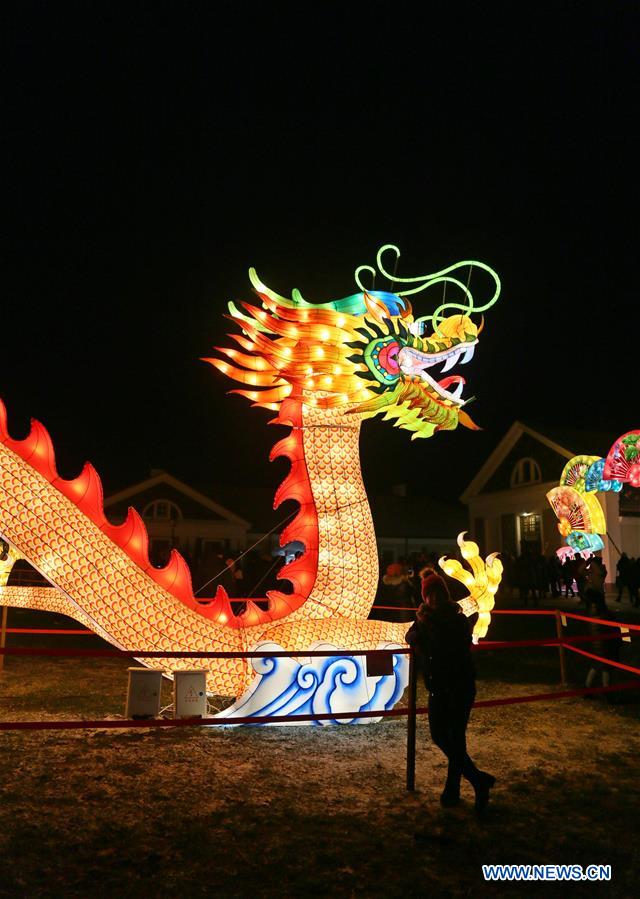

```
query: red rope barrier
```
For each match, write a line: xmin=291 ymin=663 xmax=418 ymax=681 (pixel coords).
xmin=1 ymin=680 xmax=638 ymax=732
xmin=562 ymin=611 xmax=640 ymax=632
xmin=0 ymin=632 xmax=626 ymax=660
xmin=490 ymin=609 xmax=557 ymax=616
xmin=474 ymin=680 xmax=640 ymax=706
xmin=476 ymin=633 xmax=622 ymax=651
xmin=423 ymin=679 xmax=640 ymax=712
xmin=0 ymin=706 xmax=410 ymax=731
xmin=563 ymin=643 xmax=640 ymax=676
xmin=5 ymin=628 xmax=94 ymax=635
xmin=370 ymin=605 xmax=559 ymax=615
xmin=371 ymin=605 xmax=418 ymax=611
xmin=0 ymin=646 xmax=408 ymax=660
xmin=2 ymin=610 xmax=636 ymax=637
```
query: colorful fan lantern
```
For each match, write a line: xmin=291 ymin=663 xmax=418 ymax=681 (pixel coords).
xmin=566 ymin=531 xmax=605 ymax=554
xmin=549 ymin=428 xmax=640 ymax=560
xmin=603 ymin=430 xmax=640 ymax=487
xmin=556 ymin=545 xmax=575 ymax=563
xmin=560 ymin=455 xmax=601 ymax=493
xmin=546 ymin=486 xmax=606 ymax=537
xmin=584 ymin=458 xmax=623 ymax=493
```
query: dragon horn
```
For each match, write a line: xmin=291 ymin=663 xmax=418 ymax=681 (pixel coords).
xmin=363 ymin=292 xmax=389 ymax=324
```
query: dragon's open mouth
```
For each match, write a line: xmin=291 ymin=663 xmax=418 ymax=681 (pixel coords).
xmin=397 ymin=341 xmax=477 ymax=405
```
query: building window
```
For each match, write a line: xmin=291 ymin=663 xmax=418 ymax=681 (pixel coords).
xmin=518 ymin=513 xmax=542 ymax=554
xmin=520 ymin=513 xmax=541 ymax=539
xmin=510 ymin=457 xmax=542 ymax=487
xmin=142 ymin=500 xmax=182 ymax=521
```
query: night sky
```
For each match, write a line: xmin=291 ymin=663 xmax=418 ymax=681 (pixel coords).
xmin=2 ymin=4 xmax=638 ymax=505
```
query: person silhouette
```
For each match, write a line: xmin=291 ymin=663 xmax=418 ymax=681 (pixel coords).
xmin=406 ymin=573 xmax=496 ymax=811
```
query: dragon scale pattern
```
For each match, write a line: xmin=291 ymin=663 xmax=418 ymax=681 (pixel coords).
xmin=284 ymin=403 xmax=378 ymax=622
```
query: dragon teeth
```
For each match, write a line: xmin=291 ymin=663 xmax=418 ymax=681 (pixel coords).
xmin=440 ymin=351 xmax=461 ymax=373
xmin=459 ymin=345 xmax=475 ymax=365
xmin=451 ymin=380 xmax=465 ymax=400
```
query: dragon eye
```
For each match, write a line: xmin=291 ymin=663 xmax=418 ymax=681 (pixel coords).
xmin=364 ymin=336 xmax=402 ymax=386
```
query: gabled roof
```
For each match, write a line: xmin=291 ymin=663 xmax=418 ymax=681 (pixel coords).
xmin=460 ymin=421 xmax=618 ymax=503
xmin=105 ymin=471 xmax=251 ymax=527
xmin=519 ymin=423 xmax=618 ymax=459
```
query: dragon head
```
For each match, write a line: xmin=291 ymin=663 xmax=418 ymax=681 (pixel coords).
xmin=207 ymin=245 xmax=500 ymax=439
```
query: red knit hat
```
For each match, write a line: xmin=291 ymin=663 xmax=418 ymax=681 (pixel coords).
xmin=421 ymin=573 xmax=446 ymax=603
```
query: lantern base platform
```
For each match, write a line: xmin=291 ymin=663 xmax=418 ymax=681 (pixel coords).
xmin=213 ymin=641 xmax=409 ymax=726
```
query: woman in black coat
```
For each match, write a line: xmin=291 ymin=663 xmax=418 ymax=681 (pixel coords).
xmin=406 ymin=573 xmax=496 ymax=810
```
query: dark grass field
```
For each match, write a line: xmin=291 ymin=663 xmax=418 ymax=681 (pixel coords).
xmin=1 ymin=596 xmax=639 ymax=897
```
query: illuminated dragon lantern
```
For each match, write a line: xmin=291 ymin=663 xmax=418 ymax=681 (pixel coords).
xmin=0 ymin=246 xmax=503 ymax=723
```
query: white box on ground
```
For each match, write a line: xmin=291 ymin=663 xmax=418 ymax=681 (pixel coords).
xmin=126 ymin=667 xmax=162 ymax=719
xmin=173 ymin=669 xmax=207 ymax=718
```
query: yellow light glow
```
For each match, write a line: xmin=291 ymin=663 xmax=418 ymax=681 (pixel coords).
xmin=559 ymin=517 xmax=572 ymax=537
xmin=0 ymin=545 xmax=21 ymax=586
xmin=439 ymin=533 xmax=503 ymax=640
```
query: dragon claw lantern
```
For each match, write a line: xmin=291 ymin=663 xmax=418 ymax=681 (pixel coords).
xmin=0 ymin=246 xmax=503 ymax=723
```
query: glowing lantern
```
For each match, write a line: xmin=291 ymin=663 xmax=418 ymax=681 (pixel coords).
xmin=584 ymin=458 xmax=622 ymax=493
xmin=559 ymin=518 xmax=572 ymax=537
xmin=566 ymin=531 xmax=605 ymax=554
xmin=547 ymin=486 xmax=606 ymax=536
xmin=603 ymin=430 xmax=640 ymax=484
xmin=560 ymin=455 xmax=601 ymax=493
xmin=439 ymin=533 xmax=503 ymax=641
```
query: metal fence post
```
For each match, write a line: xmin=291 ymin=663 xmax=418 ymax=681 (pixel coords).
xmin=406 ymin=648 xmax=417 ymax=791
xmin=555 ymin=609 xmax=567 ymax=686
xmin=0 ymin=606 xmax=7 ymax=673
